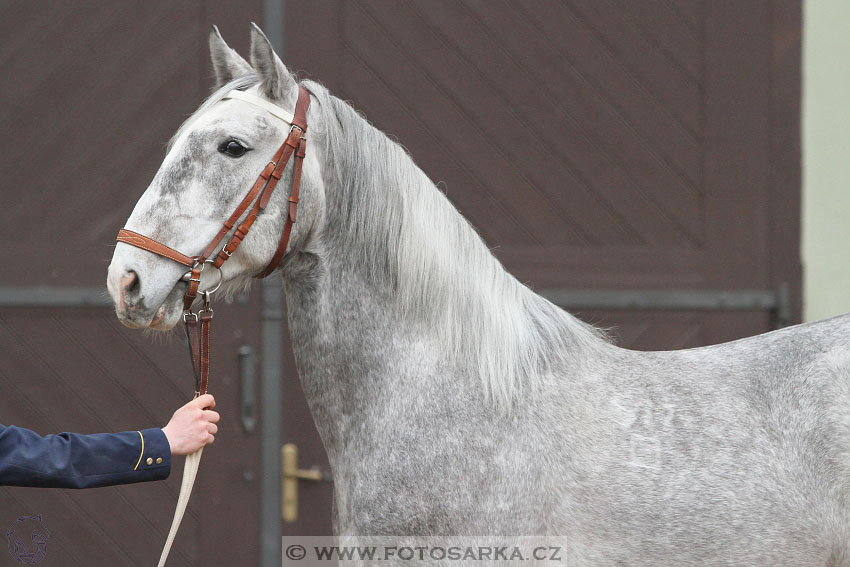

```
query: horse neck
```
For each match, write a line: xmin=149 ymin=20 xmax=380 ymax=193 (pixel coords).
xmin=282 ymin=89 xmax=606 ymax=453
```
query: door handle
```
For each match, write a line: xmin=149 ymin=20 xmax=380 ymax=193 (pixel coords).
xmin=281 ymin=443 xmax=330 ymax=523
xmin=238 ymin=345 xmax=256 ymax=433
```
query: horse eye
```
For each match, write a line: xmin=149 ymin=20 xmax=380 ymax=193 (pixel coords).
xmin=219 ymin=140 xmax=248 ymax=157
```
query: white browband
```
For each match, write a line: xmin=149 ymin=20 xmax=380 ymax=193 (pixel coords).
xmin=222 ymin=89 xmax=295 ymax=124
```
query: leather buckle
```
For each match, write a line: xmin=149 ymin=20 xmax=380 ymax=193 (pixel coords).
xmin=285 ymin=125 xmax=304 ymax=148
xmin=199 ymin=292 xmax=214 ymax=320
xmin=260 ymin=161 xmax=277 ymax=180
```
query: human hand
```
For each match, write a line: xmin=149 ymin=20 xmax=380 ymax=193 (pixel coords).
xmin=161 ymin=394 xmax=220 ymax=455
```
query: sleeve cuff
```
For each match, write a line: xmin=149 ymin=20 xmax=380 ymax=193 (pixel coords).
xmin=134 ymin=428 xmax=171 ymax=478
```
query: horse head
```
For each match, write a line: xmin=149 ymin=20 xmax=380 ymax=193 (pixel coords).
xmin=107 ymin=24 xmax=323 ymax=330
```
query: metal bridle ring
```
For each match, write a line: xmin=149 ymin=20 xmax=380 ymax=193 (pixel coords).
xmin=199 ymin=260 xmax=224 ymax=295
xmin=180 ymin=261 xmax=223 ymax=295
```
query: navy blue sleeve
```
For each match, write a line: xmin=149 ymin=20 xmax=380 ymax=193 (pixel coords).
xmin=0 ymin=424 xmax=171 ymax=488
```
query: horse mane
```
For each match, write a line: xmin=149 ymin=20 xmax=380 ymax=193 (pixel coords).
xmin=304 ymin=80 xmax=609 ymax=409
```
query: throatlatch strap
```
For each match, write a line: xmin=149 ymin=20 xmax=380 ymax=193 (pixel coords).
xmin=256 ymin=136 xmax=306 ymax=278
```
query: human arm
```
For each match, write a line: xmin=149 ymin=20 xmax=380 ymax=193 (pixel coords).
xmin=0 ymin=394 xmax=219 ymax=488
xmin=0 ymin=425 xmax=170 ymax=489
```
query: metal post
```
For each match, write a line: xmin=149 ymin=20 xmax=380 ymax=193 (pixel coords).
xmin=261 ymin=3 xmax=285 ymax=567
xmin=264 ymin=0 xmax=285 ymax=52
xmin=260 ymin=278 xmax=284 ymax=567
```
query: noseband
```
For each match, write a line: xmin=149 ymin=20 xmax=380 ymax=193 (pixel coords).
xmin=116 ymin=85 xmax=310 ymax=396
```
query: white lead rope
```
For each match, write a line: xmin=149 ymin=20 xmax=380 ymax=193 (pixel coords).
xmin=156 ymin=447 xmax=203 ymax=567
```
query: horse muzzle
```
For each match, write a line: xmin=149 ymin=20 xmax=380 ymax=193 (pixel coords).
xmin=107 ymin=259 xmax=188 ymax=330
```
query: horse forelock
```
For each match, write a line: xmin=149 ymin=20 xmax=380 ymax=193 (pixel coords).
xmin=167 ymin=74 xmax=261 ymax=153
xmin=304 ymin=80 xmax=609 ymax=410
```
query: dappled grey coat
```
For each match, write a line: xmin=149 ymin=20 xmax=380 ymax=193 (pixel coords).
xmin=108 ymin=24 xmax=850 ymax=566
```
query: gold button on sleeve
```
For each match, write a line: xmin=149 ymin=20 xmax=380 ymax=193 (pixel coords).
xmin=156 ymin=457 xmax=163 ymax=464
xmin=146 ymin=457 xmax=153 ymax=466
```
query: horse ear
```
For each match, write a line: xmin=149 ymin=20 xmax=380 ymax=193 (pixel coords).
xmin=249 ymin=22 xmax=297 ymax=101
xmin=209 ymin=25 xmax=252 ymax=89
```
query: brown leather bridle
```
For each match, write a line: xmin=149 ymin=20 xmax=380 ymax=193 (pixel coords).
xmin=116 ymin=85 xmax=310 ymax=397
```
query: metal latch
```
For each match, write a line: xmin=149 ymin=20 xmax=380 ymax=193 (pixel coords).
xmin=281 ymin=443 xmax=329 ymax=523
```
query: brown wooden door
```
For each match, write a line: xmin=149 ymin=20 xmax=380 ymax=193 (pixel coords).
xmin=0 ymin=3 xmax=270 ymax=566
xmin=1 ymin=1 xmax=801 ymax=563
xmin=279 ymin=0 xmax=800 ymax=532
xmin=0 ymin=301 xmax=264 ymax=566
xmin=285 ymin=0 xmax=801 ymax=353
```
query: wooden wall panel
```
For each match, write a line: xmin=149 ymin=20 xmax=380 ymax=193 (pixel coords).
xmin=1 ymin=0 xmax=801 ymax=561
xmin=0 ymin=2 xmax=265 ymax=566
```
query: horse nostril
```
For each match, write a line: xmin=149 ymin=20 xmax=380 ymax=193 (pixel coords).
xmin=120 ymin=270 xmax=140 ymax=296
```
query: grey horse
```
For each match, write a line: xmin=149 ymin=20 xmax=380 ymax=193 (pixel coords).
xmin=107 ymin=25 xmax=850 ymax=566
